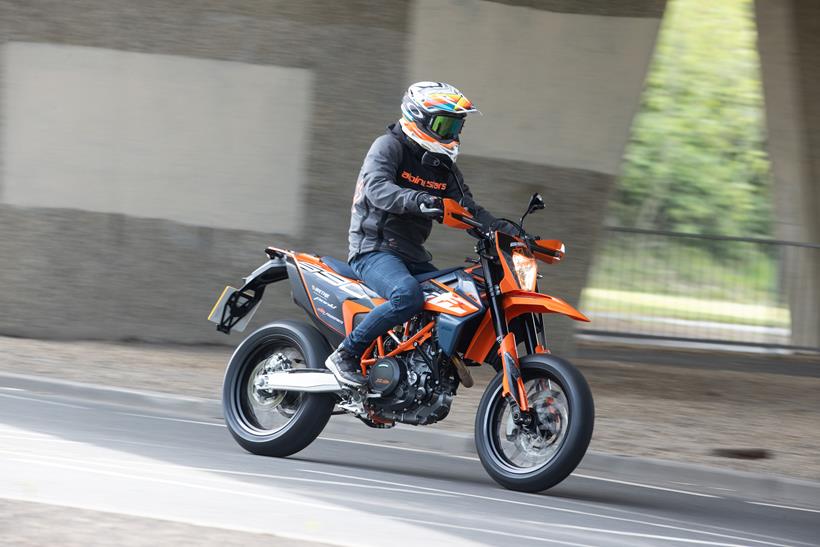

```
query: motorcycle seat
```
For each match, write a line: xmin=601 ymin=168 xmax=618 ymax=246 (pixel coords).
xmin=321 ymin=256 xmax=461 ymax=284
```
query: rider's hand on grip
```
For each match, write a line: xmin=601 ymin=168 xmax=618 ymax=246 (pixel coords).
xmin=417 ymin=193 xmax=444 ymax=222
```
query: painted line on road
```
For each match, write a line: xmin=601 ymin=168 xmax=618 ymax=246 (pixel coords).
xmin=117 ymin=412 xmax=226 ymax=427
xmin=390 ymin=516 xmax=596 ymax=547
xmin=303 ymin=469 xmax=792 ymax=547
xmin=746 ymin=501 xmax=820 ymax=514
xmin=520 ymin=521 xmax=751 ymax=547
xmin=0 ymin=392 xmax=88 ymax=409
xmin=318 ymin=436 xmax=722 ymax=499
xmin=0 ymin=387 xmax=25 ymax=392
xmin=0 ymin=454 xmax=348 ymax=512
xmin=0 ymin=448 xmax=457 ymax=500
xmin=318 ymin=435 xmax=480 ymax=461
xmin=573 ymin=473 xmax=719 ymax=498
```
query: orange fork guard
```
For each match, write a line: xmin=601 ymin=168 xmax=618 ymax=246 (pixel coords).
xmin=499 ymin=332 xmax=529 ymax=411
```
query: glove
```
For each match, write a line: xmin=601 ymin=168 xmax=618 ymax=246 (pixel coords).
xmin=490 ymin=218 xmax=521 ymax=237
xmin=417 ymin=193 xmax=444 ymax=221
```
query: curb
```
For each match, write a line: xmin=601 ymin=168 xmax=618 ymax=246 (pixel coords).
xmin=2 ymin=371 xmax=819 ymax=508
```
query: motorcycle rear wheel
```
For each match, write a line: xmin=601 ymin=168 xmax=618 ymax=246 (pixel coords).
xmin=475 ymin=354 xmax=594 ymax=492
xmin=222 ymin=320 xmax=335 ymax=457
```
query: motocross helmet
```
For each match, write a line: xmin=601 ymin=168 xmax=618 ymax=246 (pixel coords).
xmin=399 ymin=81 xmax=479 ymax=161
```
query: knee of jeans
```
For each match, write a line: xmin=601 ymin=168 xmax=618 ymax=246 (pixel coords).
xmin=390 ymin=280 xmax=424 ymax=314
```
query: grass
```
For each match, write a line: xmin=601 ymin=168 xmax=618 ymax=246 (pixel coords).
xmin=581 ymin=288 xmax=790 ymax=328
xmin=586 ymin=235 xmax=781 ymax=303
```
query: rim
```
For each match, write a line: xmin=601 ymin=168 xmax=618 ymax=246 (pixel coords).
xmin=485 ymin=372 xmax=570 ymax=474
xmin=234 ymin=339 xmax=306 ymax=436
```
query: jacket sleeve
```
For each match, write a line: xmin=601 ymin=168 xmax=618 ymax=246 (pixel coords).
xmin=360 ymin=135 xmax=423 ymax=214
xmin=446 ymin=168 xmax=518 ymax=235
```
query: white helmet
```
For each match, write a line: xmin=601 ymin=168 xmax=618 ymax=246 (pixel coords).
xmin=399 ymin=81 xmax=479 ymax=161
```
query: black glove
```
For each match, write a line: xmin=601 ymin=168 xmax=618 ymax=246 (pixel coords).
xmin=490 ymin=218 xmax=521 ymax=237
xmin=417 ymin=193 xmax=444 ymax=221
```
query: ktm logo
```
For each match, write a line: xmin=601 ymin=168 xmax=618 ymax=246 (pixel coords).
xmin=401 ymin=170 xmax=447 ymax=191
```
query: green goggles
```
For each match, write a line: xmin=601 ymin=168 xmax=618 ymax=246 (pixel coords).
xmin=429 ymin=114 xmax=465 ymax=140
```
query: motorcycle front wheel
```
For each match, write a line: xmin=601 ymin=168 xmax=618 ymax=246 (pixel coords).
xmin=222 ymin=320 xmax=335 ymax=457
xmin=475 ymin=354 xmax=594 ymax=492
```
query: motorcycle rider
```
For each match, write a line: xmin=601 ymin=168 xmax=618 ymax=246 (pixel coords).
xmin=326 ymin=81 xmax=513 ymax=386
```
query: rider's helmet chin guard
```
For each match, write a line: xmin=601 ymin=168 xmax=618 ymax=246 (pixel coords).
xmin=400 ymin=81 xmax=479 ymax=161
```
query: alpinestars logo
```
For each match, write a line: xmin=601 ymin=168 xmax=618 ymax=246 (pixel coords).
xmin=401 ymin=170 xmax=447 ymax=191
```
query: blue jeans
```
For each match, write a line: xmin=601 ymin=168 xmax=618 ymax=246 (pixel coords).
xmin=342 ymin=252 xmax=437 ymax=356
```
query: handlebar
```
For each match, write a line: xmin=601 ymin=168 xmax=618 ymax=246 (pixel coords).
xmin=451 ymin=212 xmax=483 ymax=230
xmin=530 ymin=242 xmax=562 ymax=258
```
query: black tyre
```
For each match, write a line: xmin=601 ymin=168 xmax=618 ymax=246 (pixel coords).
xmin=475 ymin=354 xmax=594 ymax=492
xmin=222 ymin=320 xmax=335 ymax=457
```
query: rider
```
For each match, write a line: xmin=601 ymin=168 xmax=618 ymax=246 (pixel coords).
xmin=326 ymin=81 xmax=513 ymax=386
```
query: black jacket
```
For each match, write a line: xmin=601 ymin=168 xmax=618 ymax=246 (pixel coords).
xmin=348 ymin=124 xmax=503 ymax=263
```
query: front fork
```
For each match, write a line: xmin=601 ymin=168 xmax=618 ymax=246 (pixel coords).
xmin=478 ymin=240 xmax=531 ymax=417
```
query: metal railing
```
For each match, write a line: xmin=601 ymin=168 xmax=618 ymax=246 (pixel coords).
xmin=578 ymin=227 xmax=820 ymax=352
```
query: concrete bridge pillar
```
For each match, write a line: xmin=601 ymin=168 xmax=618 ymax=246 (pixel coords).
xmin=756 ymin=0 xmax=820 ymax=348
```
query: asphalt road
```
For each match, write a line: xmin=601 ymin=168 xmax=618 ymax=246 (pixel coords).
xmin=0 ymin=382 xmax=818 ymax=547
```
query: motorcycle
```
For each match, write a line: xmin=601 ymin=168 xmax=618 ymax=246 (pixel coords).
xmin=208 ymin=179 xmax=594 ymax=492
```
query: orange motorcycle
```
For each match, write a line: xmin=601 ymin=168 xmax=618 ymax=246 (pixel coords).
xmin=209 ymin=192 xmax=594 ymax=492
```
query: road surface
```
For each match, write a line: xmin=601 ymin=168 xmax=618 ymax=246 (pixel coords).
xmin=0 ymin=379 xmax=817 ymax=546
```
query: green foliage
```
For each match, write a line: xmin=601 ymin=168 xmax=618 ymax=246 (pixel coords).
xmin=612 ymin=0 xmax=772 ymax=237
xmin=586 ymin=233 xmax=781 ymax=304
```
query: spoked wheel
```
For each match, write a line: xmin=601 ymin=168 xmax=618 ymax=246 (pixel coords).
xmin=223 ymin=321 xmax=335 ymax=457
xmin=475 ymin=355 xmax=594 ymax=492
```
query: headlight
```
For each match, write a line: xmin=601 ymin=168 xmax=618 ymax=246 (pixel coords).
xmin=512 ymin=251 xmax=538 ymax=291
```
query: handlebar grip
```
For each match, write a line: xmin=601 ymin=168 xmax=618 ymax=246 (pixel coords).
xmin=531 ymin=243 xmax=562 ymax=258
xmin=452 ymin=212 xmax=483 ymax=229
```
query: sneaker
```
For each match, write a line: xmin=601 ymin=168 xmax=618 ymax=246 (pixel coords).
xmin=325 ymin=346 xmax=365 ymax=387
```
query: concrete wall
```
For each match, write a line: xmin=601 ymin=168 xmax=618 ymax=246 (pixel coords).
xmin=0 ymin=0 xmax=665 ymax=356
xmin=756 ymin=0 xmax=820 ymax=348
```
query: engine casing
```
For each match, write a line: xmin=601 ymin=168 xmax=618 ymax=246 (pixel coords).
xmin=369 ymin=349 xmax=455 ymax=425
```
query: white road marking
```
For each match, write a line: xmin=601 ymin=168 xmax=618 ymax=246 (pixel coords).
xmin=319 ymin=436 xmax=722 ymax=498
xmin=0 ymin=455 xmax=347 ymax=512
xmin=0 ymin=448 xmax=455 ymax=499
xmin=521 ymin=522 xmax=751 ymax=547
xmin=0 ymin=392 xmax=88 ymax=409
xmin=318 ymin=436 xmax=480 ymax=461
xmin=0 ymin=387 xmax=25 ymax=391
xmin=746 ymin=501 xmax=820 ymax=514
xmin=303 ymin=470 xmax=793 ymax=547
xmin=573 ymin=473 xmax=720 ymax=498
xmin=390 ymin=516 xmax=596 ymax=547
xmin=117 ymin=412 xmax=226 ymax=427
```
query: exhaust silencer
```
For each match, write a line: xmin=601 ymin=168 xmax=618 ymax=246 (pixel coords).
xmin=258 ymin=369 xmax=343 ymax=393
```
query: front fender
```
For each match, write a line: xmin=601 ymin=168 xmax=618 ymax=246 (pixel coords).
xmin=462 ymin=290 xmax=588 ymax=364
xmin=502 ymin=290 xmax=589 ymax=323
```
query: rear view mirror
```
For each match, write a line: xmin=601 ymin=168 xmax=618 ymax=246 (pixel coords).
xmin=526 ymin=193 xmax=545 ymax=215
xmin=520 ymin=193 xmax=546 ymax=230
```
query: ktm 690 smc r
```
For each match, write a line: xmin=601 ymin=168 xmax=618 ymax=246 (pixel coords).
xmin=209 ymin=188 xmax=594 ymax=492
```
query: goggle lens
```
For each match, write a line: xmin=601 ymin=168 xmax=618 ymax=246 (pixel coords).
xmin=430 ymin=115 xmax=464 ymax=140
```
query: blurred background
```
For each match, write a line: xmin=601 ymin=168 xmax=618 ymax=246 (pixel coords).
xmin=1 ymin=0 xmax=818 ymax=356
xmin=1 ymin=1 xmax=820 ymax=543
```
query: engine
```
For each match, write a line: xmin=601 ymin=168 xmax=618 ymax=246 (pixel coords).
xmin=367 ymin=347 xmax=456 ymax=426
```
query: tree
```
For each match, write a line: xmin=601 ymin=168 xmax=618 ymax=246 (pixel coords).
xmin=612 ymin=0 xmax=772 ymax=238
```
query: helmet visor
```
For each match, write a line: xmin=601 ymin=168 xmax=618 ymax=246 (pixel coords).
xmin=429 ymin=114 xmax=464 ymax=140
